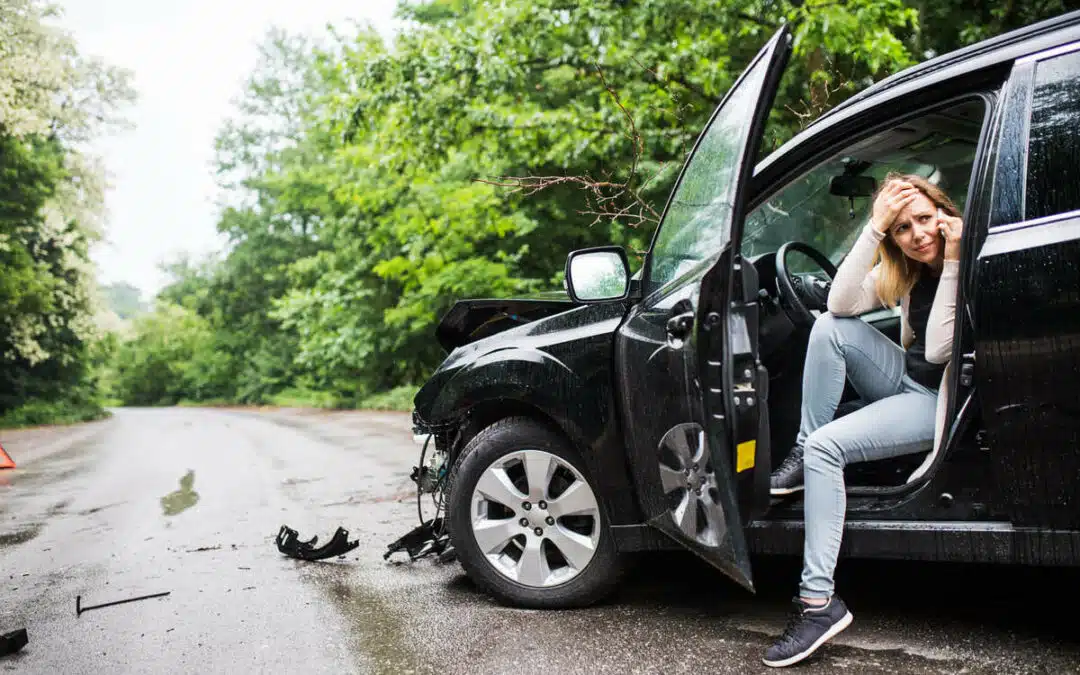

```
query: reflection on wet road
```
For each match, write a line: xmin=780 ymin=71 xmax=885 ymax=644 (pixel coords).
xmin=1 ymin=407 xmax=1078 ymax=674
xmin=160 ymin=470 xmax=199 ymax=516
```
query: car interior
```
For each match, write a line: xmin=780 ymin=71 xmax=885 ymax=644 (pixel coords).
xmin=740 ymin=97 xmax=988 ymax=490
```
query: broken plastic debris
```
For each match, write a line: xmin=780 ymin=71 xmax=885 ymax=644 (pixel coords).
xmin=276 ymin=524 xmax=359 ymax=561
xmin=76 ymin=591 xmax=171 ymax=617
xmin=0 ymin=628 xmax=27 ymax=656
xmin=384 ymin=518 xmax=452 ymax=562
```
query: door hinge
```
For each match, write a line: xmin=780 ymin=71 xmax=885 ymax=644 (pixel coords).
xmin=959 ymin=351 xmax=975 ymax=387
xmin=732 ymin=385 xmax=757 ymax=408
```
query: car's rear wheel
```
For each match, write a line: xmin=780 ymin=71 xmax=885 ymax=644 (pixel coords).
xmin=446 ymin=417 xmax=622 ymax=608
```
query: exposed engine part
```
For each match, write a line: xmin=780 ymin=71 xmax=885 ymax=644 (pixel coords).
xmin=384 ymin=429 xmax=457 ymax=563
xmin=276 ymin=524 xmax=359 ymax=561
xmin=410 ymin=434 xmax=446 ymax=495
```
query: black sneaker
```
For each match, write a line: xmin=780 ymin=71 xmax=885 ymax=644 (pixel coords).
xmin=770 ymin=446 xmax=804 ymax=495
xmin=762 ymin=595 xmax=853 ymax=668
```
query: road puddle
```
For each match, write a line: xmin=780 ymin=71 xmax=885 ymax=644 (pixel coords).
xmin=160 ymin=469 xmax=200 ymax=516
xmin=309 ymin=567 xmax=424 ymax=674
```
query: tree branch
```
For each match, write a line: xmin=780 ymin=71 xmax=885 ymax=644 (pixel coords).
xmin=736 ymin=12 xmax=779 ymax=28
xmin=475 ymin=56 xmax=691 ymax=231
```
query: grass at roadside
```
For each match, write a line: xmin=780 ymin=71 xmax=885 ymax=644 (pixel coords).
xmin=0 ymin=398 xmax=111 ymax=429
xmin=172 ymin=384 xmax=419 ymax=413
xmin=355 ymin=385 xmax=417 ymax=411
xmin=176 ymin=398 xmax=242 ymax=408
xmin=264 ymin=387 xmax=344 ymax=409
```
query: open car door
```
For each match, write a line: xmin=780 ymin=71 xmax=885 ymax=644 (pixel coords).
xmin=614 ymin=26 xmax=791 ymax=591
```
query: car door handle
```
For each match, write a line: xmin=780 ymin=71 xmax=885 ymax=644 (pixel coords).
xmin=666 ymin=311 xmax=695 ymax=339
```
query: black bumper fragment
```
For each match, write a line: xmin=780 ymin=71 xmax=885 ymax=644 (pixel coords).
xmin=384 ymin=518 xmax=452 ymax=562
xmin=276 ymin=524 xmax=359 ymax=561
xmin=0 ymin=628 xmax=27 ymax=657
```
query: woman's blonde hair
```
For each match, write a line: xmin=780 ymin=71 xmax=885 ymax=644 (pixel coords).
xmin=871 ymin=172 xmax=961 ymax=307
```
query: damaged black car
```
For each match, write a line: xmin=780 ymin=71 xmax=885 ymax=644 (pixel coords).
xmin=406 ymin=13 xmax=1080 ymax=608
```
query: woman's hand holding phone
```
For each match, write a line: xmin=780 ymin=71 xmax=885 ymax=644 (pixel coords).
xmin=937 ymin=208 xmax=964 ymax=261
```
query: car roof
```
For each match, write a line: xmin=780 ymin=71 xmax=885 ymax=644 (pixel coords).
xmin=755 ymin=9 xmax=1080 ymax=177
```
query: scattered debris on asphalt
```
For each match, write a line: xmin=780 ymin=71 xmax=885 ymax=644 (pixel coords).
xmin=0 ymin=628 xmax=27 ymax=656
xmin=276 ymin=524 xmax=358 ymax=561
xmin=384 ymin=518 xmax=453 ymax=562
xmin=76 ymin=591 xmax=171 ymax=617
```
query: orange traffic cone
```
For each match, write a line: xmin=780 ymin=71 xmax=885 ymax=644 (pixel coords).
xmin=0 ymin=443 xmax=14 ymax=470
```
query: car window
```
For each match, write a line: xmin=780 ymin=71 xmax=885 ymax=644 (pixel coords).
xmin=743 ymin=99 xmax=984 ymax=266
xmin=1025 ymin=48 xmax=1080 ymax=221
xmin=645 ymin=55 xmax=772 ymax=295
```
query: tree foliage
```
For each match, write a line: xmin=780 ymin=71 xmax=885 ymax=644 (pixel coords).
xmin=112 ymin=0 xmax=1078 ymax=408
xmin=0 ymin=0 xmax=134 ymax=421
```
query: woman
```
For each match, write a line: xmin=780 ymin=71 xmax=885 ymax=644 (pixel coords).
xmin=762 ymin=173 xmax=964 ymax=668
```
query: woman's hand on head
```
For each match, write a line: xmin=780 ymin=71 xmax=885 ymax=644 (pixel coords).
xmin=938 ymin=210 xmax=964 ymax=261
xmin=871 ymin=180 xmax=920 ymax=233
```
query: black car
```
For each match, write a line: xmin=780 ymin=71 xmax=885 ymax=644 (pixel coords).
xmin=409 ymin=11 xmax=1080 ymax=608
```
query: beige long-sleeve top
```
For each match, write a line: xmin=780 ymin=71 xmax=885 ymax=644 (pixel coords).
xmin=824 ymin=222 xmax=958 ymax=482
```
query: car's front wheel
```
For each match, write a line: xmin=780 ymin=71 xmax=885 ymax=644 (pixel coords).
xmin=446 ymin=417 xmax=622 ymax=608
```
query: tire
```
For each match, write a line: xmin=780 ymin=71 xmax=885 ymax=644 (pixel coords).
xmin=446 ymin=416 xmax=623 ymax=608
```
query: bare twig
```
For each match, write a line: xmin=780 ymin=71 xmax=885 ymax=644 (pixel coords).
xmin=477 ymin=56 xmax=694 ymax=230
xmin=785 ymin=52 xmax=849 ymax=129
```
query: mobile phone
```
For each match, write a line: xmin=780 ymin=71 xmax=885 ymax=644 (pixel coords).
xmin=937 ymin=208 xmax=946 ymax=237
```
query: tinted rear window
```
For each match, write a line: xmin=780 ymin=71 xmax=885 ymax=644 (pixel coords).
xmin=1026 ymin=49 xmax=1080 ymax=221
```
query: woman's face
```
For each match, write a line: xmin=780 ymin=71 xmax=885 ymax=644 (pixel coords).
xmin=888 ymin=190 xmax=941 ymax=265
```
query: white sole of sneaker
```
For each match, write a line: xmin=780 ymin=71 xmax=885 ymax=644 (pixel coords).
xmin=761 ymin=610 xmax=853 ymax=668
xmin=769 ymin=485 xmax=804 ymax=496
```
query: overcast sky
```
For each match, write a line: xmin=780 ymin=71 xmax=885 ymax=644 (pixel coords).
xmin=55 ymin=0 xmax=402 ymax=299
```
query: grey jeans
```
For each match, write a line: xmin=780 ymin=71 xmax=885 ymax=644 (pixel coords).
xmin=798 ymin=313 xmax=938 ymax=599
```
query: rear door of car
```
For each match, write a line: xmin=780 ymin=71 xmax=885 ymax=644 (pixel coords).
xmin=613 ymin=25 xmax=792 ymax=591
xmin=973 ymin=42 xmax=1080 ymax=529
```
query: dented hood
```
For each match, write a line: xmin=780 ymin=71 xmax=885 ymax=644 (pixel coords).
xmin=434 ymin=292 xmax=576 ymax=351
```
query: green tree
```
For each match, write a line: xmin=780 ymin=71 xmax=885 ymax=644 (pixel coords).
xmin=125 ymin=0 xmax=1078 ymax=411
xmin=112 ymin=303 xmax=231 ymax=405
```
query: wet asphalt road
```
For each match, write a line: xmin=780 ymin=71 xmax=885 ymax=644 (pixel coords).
xmin=1 ymin=407 xmax=1078 ymax=674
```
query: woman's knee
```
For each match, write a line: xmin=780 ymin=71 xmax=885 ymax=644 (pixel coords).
xmin=811 ymin=311 xmax=859 ymax=335
xmin=804 ymin=430 xmax=845 ymax=472
xmin=809 ymin=312 xmax=871 ymax=347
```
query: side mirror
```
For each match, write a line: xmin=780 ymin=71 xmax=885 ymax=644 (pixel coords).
xmin=565 ymin=246 xmax=630 ymax=303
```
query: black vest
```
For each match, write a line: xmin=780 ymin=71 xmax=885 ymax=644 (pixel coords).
xmin=905 ymin=271 xmax=947 ymax=390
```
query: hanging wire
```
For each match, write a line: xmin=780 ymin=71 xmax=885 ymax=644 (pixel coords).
xmin=416 ymin=433 xmax=432 ymax=525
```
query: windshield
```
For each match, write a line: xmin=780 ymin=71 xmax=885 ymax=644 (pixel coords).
xmin=742 ymin=103 xmax=982 ymax=269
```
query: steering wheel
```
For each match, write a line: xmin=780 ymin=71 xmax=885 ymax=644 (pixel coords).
xmin=775 ymin=241 xmax=839 ymax=327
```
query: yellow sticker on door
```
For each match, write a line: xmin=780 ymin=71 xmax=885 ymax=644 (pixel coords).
xmin=736 ymin=440 xmax=756 ymax=472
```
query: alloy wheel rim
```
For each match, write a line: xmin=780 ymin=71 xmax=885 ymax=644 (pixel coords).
xmin=658 ymin=423 xmax=727 ymax=546
xmin=470 ymin=449 xmax=601 ymax=588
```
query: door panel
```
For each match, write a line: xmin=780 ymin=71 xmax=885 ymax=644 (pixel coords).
xmin=614 ymin=26 xmax=792 ymax=591
xmin=976 ymin=46 xmax=1080 ymax=529
xmin=975 ymin=214 xmax=1080 ymax=529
